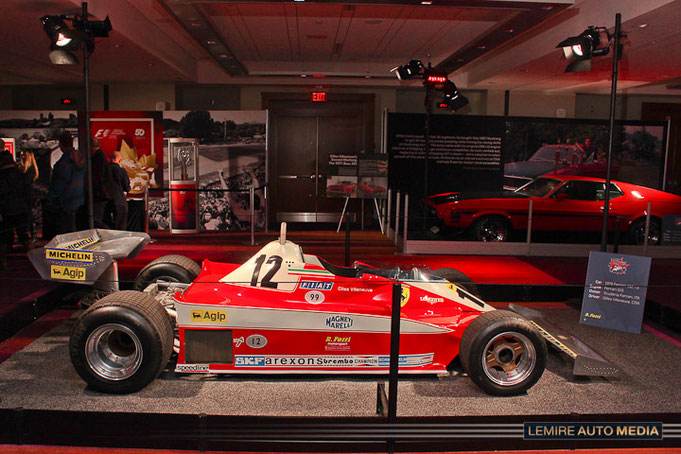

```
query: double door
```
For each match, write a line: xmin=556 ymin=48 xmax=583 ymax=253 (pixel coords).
xmin=267 ymin=96 xmax=374 ymax=223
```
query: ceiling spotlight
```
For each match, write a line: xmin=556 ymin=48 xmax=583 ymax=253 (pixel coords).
xmin=439 ymin=80 xmax=469 ymax=112
xmin=556 ymin=26 xmax=610 ymax=72
xmin=391 ymin=59 xmax=424 ymax=80
xmin=41 ymin=15 xmax=81 ymax=51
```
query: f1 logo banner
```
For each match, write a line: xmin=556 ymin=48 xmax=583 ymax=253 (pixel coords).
xmin=581 ymin=251 xmax=651 ymax=333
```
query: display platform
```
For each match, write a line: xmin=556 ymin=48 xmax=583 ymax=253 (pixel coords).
xmin=1 ymin=304 xmax=680 ymax=451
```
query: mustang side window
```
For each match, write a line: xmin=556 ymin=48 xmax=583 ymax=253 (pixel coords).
xmin=553 ymin=181 xmax=600 ymax=201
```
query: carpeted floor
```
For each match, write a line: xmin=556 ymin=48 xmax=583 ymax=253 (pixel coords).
xmin=1 ymin=305 xmax=679 ymax=418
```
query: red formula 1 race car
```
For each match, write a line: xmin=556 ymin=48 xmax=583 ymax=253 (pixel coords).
xmin=426 ymin=175 xmax=681 ymax=243
xmin=56 ymin=225 xmax=616 ymax=396
xmin=62 ymin=224 xmax=546 ymax=396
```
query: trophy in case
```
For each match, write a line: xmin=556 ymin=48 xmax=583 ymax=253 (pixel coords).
xmin=168 ymin=138 xmax=199 ymax=234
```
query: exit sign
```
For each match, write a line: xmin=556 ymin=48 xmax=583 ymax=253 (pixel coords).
xmin=312 ymin=92 xmax=327 ymax=102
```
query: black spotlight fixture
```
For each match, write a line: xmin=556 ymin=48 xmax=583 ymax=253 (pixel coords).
xmin=556 ymin=26 xmax=611 ymax=73
xmin=439 ymin=80 xmax=469 ymax=112
xmin=391 ymin=59 xmax=424 ymax=80
xmin=40 ymin=2 xmax=112 ymax=229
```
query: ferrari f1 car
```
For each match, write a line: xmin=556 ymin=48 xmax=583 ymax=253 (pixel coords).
xmin=31 ymin=226 xmax=619 ymax=396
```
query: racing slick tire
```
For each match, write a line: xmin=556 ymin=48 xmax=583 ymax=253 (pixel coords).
xmin=470 ymin=216 xmax=512 ymax=242
xmin=459 ymin=310 xmax=547 ymax=396
xmin=69 ymin=290 xmax=174 ymax=394
xmin=134 ymin=254 xmax=201 ymax=291
xmin=432 ymin=268 xmax=481 ymax=298
xmin=627 ymin=217 xmax=661 ymax=245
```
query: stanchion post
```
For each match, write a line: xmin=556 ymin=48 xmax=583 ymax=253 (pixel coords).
xmin=388 ymin=282 xmax=401 ymax=424
xmin=614 ymin=217 xmax=621 ymax=253
xmin=386 ymin=189 xmax=392 ymax=239
xmin=526 ymin=198 xmax=533 ymax=255
xmin=403 ymin=194 xmax=409 ymax=248
xmin=395 ymin=191 xmax=400 ymax=243
xmin=264 ymin=184 xmax=269 ymax=233
xmin=250 ymin=187 xmax=255 ymax=246
xmin=643 ymin=201 xmax=652 ymax=255
xmin=345 ymin=216 xmax=351 ymax=267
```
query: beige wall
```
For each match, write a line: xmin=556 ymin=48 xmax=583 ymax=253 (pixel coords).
xmin=575 ymin=93 xmax=681 ymax=120
xmin=107 ymin=83 xmax=175 ymax=111
xmin=508 ymin=91 xmax=575 ymax=118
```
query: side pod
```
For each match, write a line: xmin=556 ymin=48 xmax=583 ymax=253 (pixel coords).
xmin=508 ymin=304 xmax=621 ymax=378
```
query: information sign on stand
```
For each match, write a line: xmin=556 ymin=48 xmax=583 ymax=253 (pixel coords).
xmin=581 ymin=251 xmax=652 ymax=334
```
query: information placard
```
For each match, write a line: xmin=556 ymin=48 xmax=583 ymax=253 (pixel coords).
xmin=661 ymin=214 xmax=681 ymax=245
xmin=581 ymin=251 xmax=651 ymax=334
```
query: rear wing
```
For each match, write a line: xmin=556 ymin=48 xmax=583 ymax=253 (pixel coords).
xmin=28 ymin=229 xmax=150 ymax=287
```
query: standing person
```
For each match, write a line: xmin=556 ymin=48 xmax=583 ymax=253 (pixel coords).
xmin=89 ymin=138 xmax=115 ymax=228
xmin=109 ymin=151 xmax=130 ymax=230
xmin=0 ymin=146 xmax=31 ymax=269
xmin=19 ymin=150 xmax=39 ymax=241
xmin=48 ymin=131 xmax=85 ymax=234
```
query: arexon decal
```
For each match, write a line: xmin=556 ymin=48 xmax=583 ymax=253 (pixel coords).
xmin=325 ymin=315 xmax=353 ymax=329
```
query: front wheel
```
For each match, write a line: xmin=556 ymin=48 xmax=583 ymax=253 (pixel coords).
xmin=627 ymin=217 xmax=661 ymax=245
xmin=459 ymin=310 xmax=546 ymax=396
xmin=134 ymin=254 xmax=201 ymax=291
xmin=471 ymin=216 xmax=511 ymax=242
xmin=69 ymin=291 xmax=173 ymax=394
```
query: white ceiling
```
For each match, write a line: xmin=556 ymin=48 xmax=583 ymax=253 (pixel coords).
xmin=0 ymin=0 xmax=680 ymax=95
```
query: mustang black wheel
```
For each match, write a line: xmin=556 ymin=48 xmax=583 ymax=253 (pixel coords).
xmin=471 ymin=216 xmax=511 ymax=242
xmin=627 ymin=217 xmax=661 ymax=245
xmin=432 ymin=267 xmax=481 ymax=298
xmin=134 ymin=254 xmax=201 ymax=291
xmin=70 ymin=291 xmax=173 ymax=394
xmin=459 ymin=310 xmax=546 ymax=396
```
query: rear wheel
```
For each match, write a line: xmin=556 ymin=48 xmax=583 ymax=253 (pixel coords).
xmin=69 ymin=291 xmax=173 ymax=394
xmin=459 ymin=310 xmax=546 ymax=396
xmin=627 ymin=217 xmax=661 ymax=245
xmin=432 ymin=267 xmax=480 ymax=298
xmin=471 ymin=216 xmax=511 ymax=242
xmin=134 ymin=254 xmax=201 ymax=291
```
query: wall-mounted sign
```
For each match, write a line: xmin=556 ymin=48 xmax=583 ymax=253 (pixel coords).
xmin=312 ymin=92 xmax=327 ymax=102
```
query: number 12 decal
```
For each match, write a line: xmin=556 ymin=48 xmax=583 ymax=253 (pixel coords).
xmin=250 ymin=254 xmax=282 ymax=288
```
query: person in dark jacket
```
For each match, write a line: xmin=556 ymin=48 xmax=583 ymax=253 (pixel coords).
xmin=109 ymin=151 xmax=130 ymax=230
xmin=19 ymin=149 xmax=39 ymax=241
xmin=0 ymin=146 xmax=31 ymax=269
xmin=89 ymin=138 xmax=115 ymax=228
xmin=48 ymin=131 xmax=85 ymax=234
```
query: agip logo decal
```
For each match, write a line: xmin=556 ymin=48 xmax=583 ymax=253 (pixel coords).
xmin=608 ymin=257 xmax=630 ymax=275
xmin=190 ymin=309 xmax=227 ymax=323
xmin=50 ymin=265 xmax=86 ymax=281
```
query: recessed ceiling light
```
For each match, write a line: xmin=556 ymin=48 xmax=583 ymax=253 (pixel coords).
xmin=637 ymin=23 xmax=648 ymax=28
xmin=301 ymin=74 xmax=307 ymax=78
xmin=219 ymin=54 xmax=229 ymax=58
xmin=294 ymin=0 xmax=305 ymax=2
xmin=190 ymin=22 xmax=201 ymax=28
xmin=505 ymin=29 xmax=514 ymax=33
xmin=477 ymin=45 xmax=486 ymax=50
xmin=207 ymin=40 xmax=216 ymax=45
xmin=365 ymin=75 xmax=371 ymax=79
xmin=114 ymin=44 xmax=122 ymax=48
xmin=421 ymin=1 xmax=432 ymax=5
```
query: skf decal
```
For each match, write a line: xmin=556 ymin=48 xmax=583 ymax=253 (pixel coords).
xmin=300 ymin=281 xmax=333 ymax=290
xmin=608 ymin=257 xmax=629 ymax=275
xmin=45 ymin=249 xmax=94 ymax=263
xmin=400 ymin=285 xmax=410 ymax=307
xmin=325 ymin=315 xmax=353 ymax=329
xmin=191 ymin=310 xmax=227 ymax=323
xmin=62 ymin=236 xmax=98 ymax=250
xmin=50 ymin=265 xmax=86 ymax=281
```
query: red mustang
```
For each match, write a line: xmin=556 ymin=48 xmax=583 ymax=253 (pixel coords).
xmin=426 ymin=175 xmax=681 ymax=244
